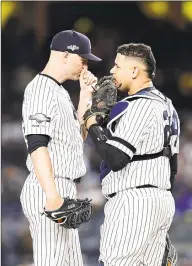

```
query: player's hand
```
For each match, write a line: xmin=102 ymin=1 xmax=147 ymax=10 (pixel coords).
xmin=79 ymin=68 xmax=97 ymax=94
xmin=45 ymin=194 xmax=64 ymax=211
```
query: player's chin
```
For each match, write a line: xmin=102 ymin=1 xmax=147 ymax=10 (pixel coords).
xmin=113 ymin=79 xmax=121 ymax=89
xmin=116 ymin=83 xmax=123 ymax=91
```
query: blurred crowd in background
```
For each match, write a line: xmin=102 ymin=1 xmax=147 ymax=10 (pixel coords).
xmin=1 ymin=2 xmax=192 ymax=266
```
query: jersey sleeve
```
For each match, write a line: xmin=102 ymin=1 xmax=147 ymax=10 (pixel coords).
xmin=22 ymin=76 xmax=57 ymax=138
xmin=106 ymin=99 xmax=155 ymax=159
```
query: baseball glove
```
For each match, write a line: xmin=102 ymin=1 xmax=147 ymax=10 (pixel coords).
xmin=43 ymin=197 xmax=92 ymax=229
xmin=162 ymin=234 xmax=178 ymax=266
xmin=83 ymin=76 xmax=117 ymax=127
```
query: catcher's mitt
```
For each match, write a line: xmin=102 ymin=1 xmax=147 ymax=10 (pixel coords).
xmin=162 ymin=234 xmax=178 ymax=266
xmin=43 ymin=197 xmax=92 ymax=229
xmin=83 ymin=76 xmax=117 ymax=127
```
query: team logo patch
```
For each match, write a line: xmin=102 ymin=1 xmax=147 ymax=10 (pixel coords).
xmin=29 ymin=113 xmax=51 ymax=124
xmin=67 ymin=45 xmax=79 ymax=51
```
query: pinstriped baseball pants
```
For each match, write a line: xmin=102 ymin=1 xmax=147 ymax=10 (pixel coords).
xmin=20 ymin=173 xmax=83 ymax=266
xmin=99 ymin=188 xmax=175 ymax=266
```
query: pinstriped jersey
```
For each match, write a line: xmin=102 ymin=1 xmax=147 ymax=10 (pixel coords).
xmin=22 ymin=74 xmax=86 ymax=179
xmin=102 ymin=88 xmax=180 ymax=195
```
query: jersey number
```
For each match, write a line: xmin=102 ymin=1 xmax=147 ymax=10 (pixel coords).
xmin=163 ymin=110 xmax=179 ymax=147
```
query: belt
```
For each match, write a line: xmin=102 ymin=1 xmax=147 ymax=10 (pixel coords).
xmin=66 ymin=177 xmax=81 ymax=183
xmin=107 ymin=184 xmax=170 ymax=198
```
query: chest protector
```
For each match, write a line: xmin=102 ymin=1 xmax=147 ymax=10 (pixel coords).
xmin=107 ymin=87 xmax=172 ymax=162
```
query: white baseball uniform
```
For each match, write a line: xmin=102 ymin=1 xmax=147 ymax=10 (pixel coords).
xmin=99 ymin=88 xmax=180 ymax=266
xmin=20 ymin=74 xmax=86 ymax=266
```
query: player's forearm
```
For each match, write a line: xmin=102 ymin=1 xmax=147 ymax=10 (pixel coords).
xmin=30 ymin=146 xmax=59 ymax=198
xmin=85 ymin=116 xmax=97 ymax=129
xmin=77 ymin=91 xmax=92 ymax=139
xmin=86 ymin=122 xmax=130 ymax=171
xmin=77 ymin=91 xmax=92 ymax=125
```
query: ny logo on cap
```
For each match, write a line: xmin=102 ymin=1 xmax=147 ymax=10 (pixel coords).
xmin=67 ymin=45 xmax=79 ymax=51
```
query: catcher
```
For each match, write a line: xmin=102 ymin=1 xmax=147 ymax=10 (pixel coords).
xmin=79 ymin=70 xmax=178 ymax=266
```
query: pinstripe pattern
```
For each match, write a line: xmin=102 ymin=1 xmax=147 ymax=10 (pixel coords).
xmin=102 ymin=91 xmax=180 ymax=195
xmin=21 ymin=74 xmax=85 ymax=266
xmin=99 ymin=188 xmax=175 ymax=266
xmin=22 ymin=74 xmax=86 ymax=179
xmin=20 ymin=173 xmax=83 ymax=266
xmin=99 ymin=89 xmax=179 ymax=266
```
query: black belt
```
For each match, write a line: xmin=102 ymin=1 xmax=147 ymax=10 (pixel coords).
xmin=107 ymin=184 xmax=170 ymax=198
xmin=66 ymin=177 xmax=81 ymax=183
xmin=74 ymin=177 xmax=81 ymax=183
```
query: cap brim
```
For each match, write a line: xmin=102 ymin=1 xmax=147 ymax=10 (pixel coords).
xmin=79 ymin=53 xmax=102 ymax=62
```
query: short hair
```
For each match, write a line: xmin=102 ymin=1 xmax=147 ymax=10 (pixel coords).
xmin=117 ymin=43 xmax=156 ymax=79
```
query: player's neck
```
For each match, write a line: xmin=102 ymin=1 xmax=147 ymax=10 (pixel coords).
xmin=41 ymin=64 xmax=68 ymax=84
xmin=128 ymin=80 xmax=153 ymax=95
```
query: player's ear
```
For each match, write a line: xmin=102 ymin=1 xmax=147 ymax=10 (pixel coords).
xmin=132 ymin=66 xmax=139 ymax=79
xmin=63 ymin=51 xmax=69 ymax=63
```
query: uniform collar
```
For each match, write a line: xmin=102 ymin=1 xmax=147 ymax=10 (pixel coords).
xmin=39 ymin=73 xmax=62 ymax=86
xmin=133 ymin=86 xmax=156 ymax=96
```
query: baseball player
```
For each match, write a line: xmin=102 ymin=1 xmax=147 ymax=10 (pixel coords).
xmin=20 ymin=30 xmax=101 ymax=266
xmin=81 ymin=43 xmax=179 ymax=266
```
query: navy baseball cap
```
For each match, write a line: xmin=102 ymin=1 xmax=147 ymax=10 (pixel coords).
xmin=50 ymin=30 xmax=102 ymax=62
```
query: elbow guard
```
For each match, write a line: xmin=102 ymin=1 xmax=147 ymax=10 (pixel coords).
xmin=88 ymin=124 xmax=108 ymax=144
xmin=88 ymin=124 xmax=130 ymax=171
xmin=96 ymin=142 xmax=130 ymax=171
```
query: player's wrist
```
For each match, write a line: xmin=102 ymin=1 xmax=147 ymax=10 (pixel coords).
xmin=85 ymin=116 xmax=97 ymax=130
xmin=45 ymin=196 xmax=64 ymax=211
xmin=45 ymin=190 xmax=61 ymax=200
xmin=79 ymin=90 xmax=92 ymax=102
